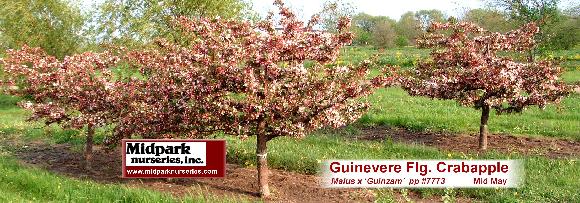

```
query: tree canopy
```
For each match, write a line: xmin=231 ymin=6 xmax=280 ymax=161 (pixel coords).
xmin=395 ymin=12 xmax=422 ymax=45
xmin=463 ymin=8 xmax=516 ymax=32
xmin=91 ymin=0 xmax=254 ymax=48
xmin=485 ymin=0 xmax=578 ymax=50
xmin=400 ymin=22 xmax=570 ymax=149
xmin=320 ymin=0 xmax=357 ymax=33
xmin=0 ymin=0 xmax=85 ymax=58
xmin=415 ymin=9 xmax=445 ymax=31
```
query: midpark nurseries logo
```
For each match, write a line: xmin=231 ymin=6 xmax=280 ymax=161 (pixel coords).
xmin=122 ymin=139 xmax=226 ymax=178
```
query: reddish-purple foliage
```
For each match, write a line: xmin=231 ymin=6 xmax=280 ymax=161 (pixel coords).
xmin=399 ymin=21 xmax=570 ymax=149
xmin=110 ymin=0 xmax=376 ymax=143
xmin=110 ymin=0 xmax=378 ymax=196
xmin=405 ymin=21 xmax=569 ymax=113
xmin=1 ymin=0 xmax=381 ymax=197
xmin=1 ymin=46 xmax=120 ymax=129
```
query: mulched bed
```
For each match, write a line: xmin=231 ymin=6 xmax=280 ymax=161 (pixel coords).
xmin=11 ymin=142 xmax=380 ymax=202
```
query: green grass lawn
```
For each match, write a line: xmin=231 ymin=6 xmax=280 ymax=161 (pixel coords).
xmin=562 ymin=70 xmax=580 ymax=83
xmin=339 ymin=46 xmax=429 ymax=67
xmin=360 ymin=88 xmax=580 ymax=140
xmin=0 ymin=155 xmax=166 ymax=202
xmin=0 ymin=151 xmax=244 ymax=203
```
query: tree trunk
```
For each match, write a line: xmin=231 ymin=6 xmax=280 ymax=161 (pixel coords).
xmin=256 ymin=133 xmax=270 ymax=198
xmin=479 ymin=105 xmax=490 ymax=150
xmin=85 ymin=123 xmax=94 ymax=170
xmin=256 ymin=118 xmax=271 ymax=198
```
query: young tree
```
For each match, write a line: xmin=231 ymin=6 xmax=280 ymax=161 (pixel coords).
xmin=395 ymin=12 xmax=422 ymax=46
xmin=399 ymin=22 xmax=570 ymax=150
xmin=116 ymin=0 xmax=378 ymax=197
xmin=1 ymin=46 xmax=120 ymax=169
xmin=415 ymin=9 xmax=445 ymax=31
xmin=372 ymin=19 xmax=397 ymax=48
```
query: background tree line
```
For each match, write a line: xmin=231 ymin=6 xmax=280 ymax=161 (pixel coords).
xmin=326 ymin=0 xmax=578 ymax=50
xmin=0 ymin=0 xmax=578 ymax=58
xmin=0 ymin=0 xmax=255 ymax=58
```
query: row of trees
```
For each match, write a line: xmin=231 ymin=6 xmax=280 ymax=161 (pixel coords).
xmin=0 ymin=0 xmax=572 ymax=198
xmin=0 ymin=0 xmax=255 ymax=58
xmin=349 ymin=10 xmax=445 ymax=47
xmin=1 ymin=0 xmax=577 ymax=58
xmin=328 ymin=0 xmax=578 ymax=50
xmin=1 ymin=1 xmax=379 ymax=198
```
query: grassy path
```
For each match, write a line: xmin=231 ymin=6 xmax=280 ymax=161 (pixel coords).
xmin=0 ymin=152 xmax=241 ymax=203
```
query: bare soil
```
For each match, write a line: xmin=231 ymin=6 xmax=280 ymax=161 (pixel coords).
xmin=349 ymin=126 xmax=580 ymax=159
xmin=10 ymin=141 xmax=449 ymax=202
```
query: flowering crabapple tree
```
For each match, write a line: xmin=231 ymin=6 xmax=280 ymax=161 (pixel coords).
xmin=0 ymin=46 xmax=120 ymax=169
xmin=400 ymin=22 xmax=570 ymax=150
xmin=119 ymin=0 xmax=378 ymax=197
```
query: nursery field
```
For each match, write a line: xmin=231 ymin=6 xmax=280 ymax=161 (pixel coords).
xmin=0 ymin=47 xmax=578 ymax=202
xmin=345 ymin=46 xmax=579 ymax=140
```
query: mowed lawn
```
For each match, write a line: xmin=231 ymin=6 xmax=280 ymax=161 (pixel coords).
xmin=361 ymin=88 xmax=579 ymax=140
xmin=0 ymin=155 xmax=238 ymax=203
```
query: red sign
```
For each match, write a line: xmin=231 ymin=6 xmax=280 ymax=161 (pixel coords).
xmin=122 ymin=139 xmax=226 ymax=178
